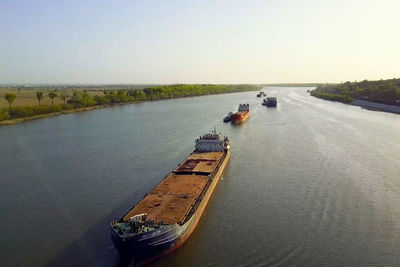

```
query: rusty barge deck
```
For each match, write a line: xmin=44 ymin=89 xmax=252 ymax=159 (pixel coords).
xmin=123 ymin=151 xmax=225 ymax=225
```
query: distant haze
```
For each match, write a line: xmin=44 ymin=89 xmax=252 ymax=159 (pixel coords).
xmin=0 ymin=0 xmax=399 ymax=84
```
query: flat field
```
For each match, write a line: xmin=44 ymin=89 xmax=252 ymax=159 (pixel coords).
xmin=0 ymin=89 xmax=102 ymax=109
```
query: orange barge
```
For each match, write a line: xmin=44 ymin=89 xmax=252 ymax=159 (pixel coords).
xmin=231 ymin=104 xmax=250 ymax=124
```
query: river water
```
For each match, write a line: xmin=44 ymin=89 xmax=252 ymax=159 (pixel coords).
xmin=0 ymin=88 xmax=399 ymax=266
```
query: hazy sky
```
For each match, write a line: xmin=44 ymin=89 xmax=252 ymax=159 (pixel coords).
xmin=0 ymin=0 xmax=399 ymax=84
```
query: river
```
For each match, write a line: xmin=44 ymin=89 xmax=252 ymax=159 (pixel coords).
xmin=0 ymin=87 xmax=399 ymax=266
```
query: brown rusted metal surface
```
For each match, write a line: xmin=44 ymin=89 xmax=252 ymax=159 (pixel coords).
xmin=231 ymin=110 xmax=250 ymax=123
xmin=123 ymin=152 xmax=225 ymax=224
xmin=123 ymin=174 xmax=210 ymax=224
xmin=175 ymin=152 xmax=224 ymax=174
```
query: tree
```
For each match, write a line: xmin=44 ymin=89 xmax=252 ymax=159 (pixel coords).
xmin=82 ymin=90 xmax=89 ymax=106
xmin=4 ymin=93 xmax=16 ymax=108
xmin=105 ymin=90 xmax=117 ymax=103
xmin=60 ymin=91 xmax=70 ymax=104
xmin=68 ymin=90 xmax=94 ymax=107
xmin=48 ymin=92 xmax=58 ymax=105
xmin=36 ymin=91 xmax=45 ymax=105
xmin=117 ymin=90 xmax=129 ymax=102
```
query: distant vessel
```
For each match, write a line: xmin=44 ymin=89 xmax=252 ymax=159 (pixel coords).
xmin=262 ymin=97 xmax=277 ymax=107
xmin=223 ymin=112 xmax=233 ymax=122
xmin=231 ymin=104 xmax=250 ymax=124
xmin=257 ymin=91 xmax=266 ymax=97
xmin=111 ymin=130 xmax=231 ymax=264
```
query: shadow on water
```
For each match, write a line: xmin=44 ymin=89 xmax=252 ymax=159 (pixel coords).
xmin=47 ymin=199 xmax=142 ymax=267
xmin=48 ymin=158 xmax=233 ymax=267
xmin=230 ymin=122 xmax=246 ymax=127
xmin=47 ymin=195 xmax=214 ymax=267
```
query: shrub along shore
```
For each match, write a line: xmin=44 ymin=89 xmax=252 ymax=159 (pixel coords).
xmin=0 ymin=84 xmax=259 ymax=126
xmin=310 ymin=78 xmax=400 ymax=105
xmin=310 ymin=90 xmax=353 ymax=103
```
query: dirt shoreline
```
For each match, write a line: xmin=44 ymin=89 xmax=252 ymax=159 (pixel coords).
xmin=350 ymin=100 xmax=400 ymax=115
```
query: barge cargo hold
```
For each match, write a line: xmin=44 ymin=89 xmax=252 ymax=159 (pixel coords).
xmin=231 ymin=104 xmax=250 ymax=124
xmin=111 ymin=130 xmax=230 ymax=264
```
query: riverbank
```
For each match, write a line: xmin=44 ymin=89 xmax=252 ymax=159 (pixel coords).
xmin=309 ymin=93 xmax=400 ymax=115
xmin=309 ymin=78 xmax=400 ymax=107
xmin=0 ymin=84 xmax=259 ymax=127
xmin=350 ymin=99 xmax=400 ymax=114
xmin=309 ymin=91 xmax=353 ymax=103
xmin=310 ymin=93 xmax=400 ymax=115
xmin=0 ymin=105 xmax=108 ymax=126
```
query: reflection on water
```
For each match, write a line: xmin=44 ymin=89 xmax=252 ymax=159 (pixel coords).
xmin=0 ymin=88 xmax=399 ymax=266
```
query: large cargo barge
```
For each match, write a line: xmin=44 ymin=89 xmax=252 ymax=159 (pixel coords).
xmin=111 ymin=130 xmax=230 ymax=264
xmin=231 ymin=104 xmax=250 ymax=124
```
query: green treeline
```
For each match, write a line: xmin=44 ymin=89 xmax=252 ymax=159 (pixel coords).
xmin=0 ymin=84 xmax=259 ymax=122
xmin=142 ymin=84 xmax=257 ymax=100
xmin=6 ymin=104 xmax=74 ymax=119
xmin=310 ymin=78 xmax=400 ymax=105
xmin=67 ymin=84 xmax=258 ymax=105
xmin=310 ymin=91 xmax=353 ymax=103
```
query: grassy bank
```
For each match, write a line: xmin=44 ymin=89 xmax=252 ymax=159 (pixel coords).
xmin=0 ymin=105 xmax=107 ymax=126
xmin=310 ymin=90 xmax=353 ymax=103
xmin=0 ymin=84 xmax=259 ymax=126
xmin=310 ymin=78 xmax=400 ymax=105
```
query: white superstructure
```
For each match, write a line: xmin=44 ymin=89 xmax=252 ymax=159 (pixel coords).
xmin=238 ymin=104 xmax=250 ymax=111
xmin=195 ymin=129 xmax=230 ymax=152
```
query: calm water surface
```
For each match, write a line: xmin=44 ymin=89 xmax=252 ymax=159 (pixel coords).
xmin=1 ymin=88 xmax=400 ymax=266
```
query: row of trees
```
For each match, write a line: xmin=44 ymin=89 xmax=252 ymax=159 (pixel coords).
xmin=310 ymin=78 xmax=400 ymax=105
xmin=1 ymin=84 xmax=259 ymax=121
xmin=66 ymin=84 xmax=258 ymax=106
xmin=36 ymin=91 xmax=72 ymax=105
xmin=141 ymin=84 xmax=257 ymax=100
xmin=3 ymin=91 xmax=69 ymax=109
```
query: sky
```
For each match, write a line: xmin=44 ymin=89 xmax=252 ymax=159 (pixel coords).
xmin=0 ymin=0 xmax=399 ymax=84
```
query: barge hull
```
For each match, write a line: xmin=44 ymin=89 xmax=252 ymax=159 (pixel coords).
xmin=139 ymin=149 xmax=230 ymax=265
xmin=231 ymin=111 xmax=250 ymax=124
